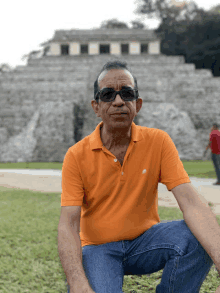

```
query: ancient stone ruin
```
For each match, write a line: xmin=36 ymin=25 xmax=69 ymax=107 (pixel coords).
xmin=0 ymin=29 xmax=219 ymax=162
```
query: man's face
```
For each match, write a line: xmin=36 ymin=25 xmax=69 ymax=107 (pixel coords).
xmin=91 ymin=69 xmax=142 ymax=130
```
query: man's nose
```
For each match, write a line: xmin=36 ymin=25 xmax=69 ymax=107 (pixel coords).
xmin=112 ymin=93 xmax=125 ymax=105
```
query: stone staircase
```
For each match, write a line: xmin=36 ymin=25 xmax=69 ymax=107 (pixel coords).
xmin=0 ymin=54 xmax=219 ymax=161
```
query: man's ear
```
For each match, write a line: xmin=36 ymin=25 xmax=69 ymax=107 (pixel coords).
xmin=136 ymin=98 xmax=142 ymax=114
xmin=91 ymin=100 xmax=101 ymax=117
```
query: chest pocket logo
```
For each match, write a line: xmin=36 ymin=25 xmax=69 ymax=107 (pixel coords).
xmin=142 ymin=169 xmax=147 ymax=174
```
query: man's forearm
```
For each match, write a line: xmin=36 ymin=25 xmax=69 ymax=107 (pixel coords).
xmin=58 ymin=225 xmax=92 ymax=291
xmin=206 ymin=141 xmax=211 ymax=150
xmin=183 ymin=203 xmax=220 ymax=266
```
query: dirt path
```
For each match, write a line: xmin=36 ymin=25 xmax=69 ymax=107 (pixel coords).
xmin=0 ymin=170 xmax=220 ymax=214
xmin=0 ymin=172 xmax=61 ymax=193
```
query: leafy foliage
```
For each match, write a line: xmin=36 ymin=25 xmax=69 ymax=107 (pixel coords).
xmin=22 ymin=46 xmax=50 ymax=62
xmin=100 ymin=18 xmax=146 ymax=29
xmin=208 ymin=4 xmax=220 ymax=16
xmin=100 ymin=18 xmax=129 ymax=29
xmin=130 ymin=20 xmax=147 ymax=29
xmin=0 ymin=63 xmax=12 ymax=73
xmin=135 ymin=0 xmax=201 ymax=23
xmin=135 ymin=1 xmax=220 ymax=76
xmin=156 ymin=12 xmax=220 ymax=76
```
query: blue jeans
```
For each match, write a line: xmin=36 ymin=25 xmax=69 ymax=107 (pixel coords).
xmin=212 ymin=153 xmax=220 ymax=182
xmin=66 ymin=220 xmax=213 ymax=293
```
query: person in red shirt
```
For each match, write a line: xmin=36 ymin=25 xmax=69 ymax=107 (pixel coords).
xmin=206 ymin=123 xmax=220 ymax=185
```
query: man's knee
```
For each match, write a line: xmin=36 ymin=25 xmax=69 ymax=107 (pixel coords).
xmin=180 ymin=220 xmax=200 ymax=253
xmin=179 ymin=221 xmax=213 ymax=267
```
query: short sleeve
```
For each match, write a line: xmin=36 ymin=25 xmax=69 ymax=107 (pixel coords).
xmin=159 ymin=132 xmax=190 ymax=191
xmin=61 ymin=147 xmax=84 ymax=206
xmin=210 ymin=132 xmax=217 ymax=142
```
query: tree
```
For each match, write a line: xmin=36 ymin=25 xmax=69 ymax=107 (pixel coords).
xmin=21 ymin=50 xmax=43 ymax=62
xmin=21 ymin=45 xmax=50 ymax=62
xmin=156 ymin=12 xmax=220 ymax=76
xmin=184 ymin=15 xmax=220 ymax=76
xmin=135 ymin=0 xmax=202 ymax=25
xmin=135 ymin=0 xmax=220 ymax=77
xmin=100 ymin=19 xmax=147 ymax=30
xmin=130 ymin=20 xmax=146 ymax=29
xmin=208 ymin=4 xmax=220 ymax=15
xmin=0 ymin=63 xmax=12 ymax=73
xmin=100 ymin=18 xmax=129 ymax=29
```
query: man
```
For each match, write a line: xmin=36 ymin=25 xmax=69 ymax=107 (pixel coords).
xmin=205 ymin=124 xmax=220 ymax=185
xmin=58 ymin=60 xmax=220 ymax=293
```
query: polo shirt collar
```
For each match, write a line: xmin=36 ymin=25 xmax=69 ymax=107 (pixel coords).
xmin=89 ymin=121 xmax=143 ymax=150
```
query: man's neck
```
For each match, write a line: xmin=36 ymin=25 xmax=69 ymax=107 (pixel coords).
xmin=100 ymin=124 xmax=131 ymax=149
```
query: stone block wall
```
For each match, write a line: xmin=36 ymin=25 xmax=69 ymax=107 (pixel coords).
xmin=0 ymin=54 xmax=219 ymax=161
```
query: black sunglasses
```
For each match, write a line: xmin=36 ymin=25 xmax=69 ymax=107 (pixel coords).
xmin=95 ymin=87 xmax=139 ymax=102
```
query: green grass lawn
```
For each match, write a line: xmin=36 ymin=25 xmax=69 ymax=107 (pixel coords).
xmin=0 ymin=162 xmax=62 ymax=170
xmin=182 ymin=160 xmax=216 ymax=179
xmin=0 ymin=160 xmax=217 ymax=179
xmin=1 ymin=187 xmax=219 ymax=292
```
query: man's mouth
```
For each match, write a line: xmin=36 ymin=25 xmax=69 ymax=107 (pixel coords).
xmin=111 ymin=112 xmax=128 ymax=115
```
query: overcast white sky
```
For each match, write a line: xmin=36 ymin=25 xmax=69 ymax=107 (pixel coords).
xmin=1 ymin=0 xmax=220 ymax=68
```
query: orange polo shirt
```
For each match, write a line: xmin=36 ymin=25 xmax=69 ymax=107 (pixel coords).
xmin=61 ymin=121 xmax=190 ymax=247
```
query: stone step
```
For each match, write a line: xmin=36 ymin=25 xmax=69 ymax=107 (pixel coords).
xmin=27 ymin=55 xmax=185 ymax=66
xmin=11 ymin=63 xmax=193 ymax=73
xmin=142 ymin=77 xmax=218 ymax=88
xmin=1 ymin=77 xmax=219 ymax=97
xmin=0 ymin=75 xmax=212 ymax=89
xmin=0 ymin=81 xmax=87 ymax=91
xmin=0 ymin=90 xmax=84 ymax=97
xmin=2 ymin=65 xmax=207 ymax=83
xmin=13 ymin=66 xmax=90 ymax=73
xmin=0 ymin=93 xmax=87 ymax=105
xmin=0 ymin=72 xmax=89 ymax=82
xmin=0 ymin=71 xmax=212 ymax=90
xmin=135 ymin=68 xmax=211 ymax=77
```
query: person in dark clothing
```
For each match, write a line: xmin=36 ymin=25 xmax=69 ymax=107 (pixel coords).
xmin=205 ymin=123 xmax=220 ymax=185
